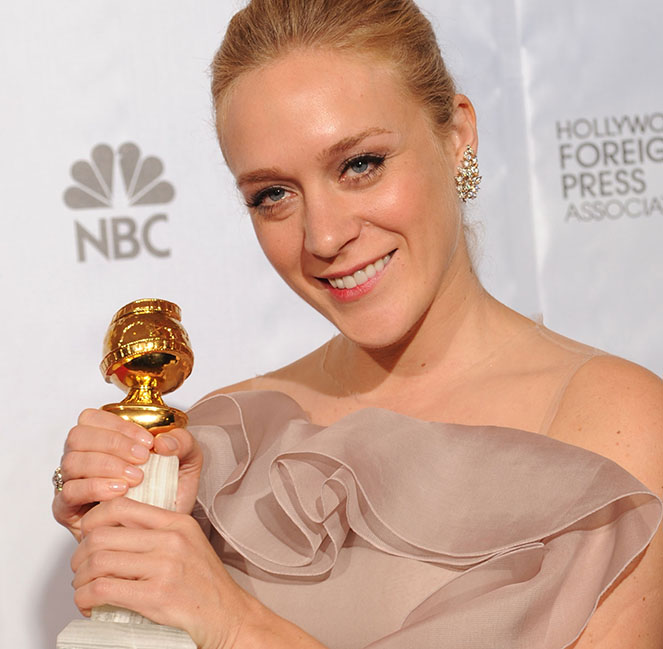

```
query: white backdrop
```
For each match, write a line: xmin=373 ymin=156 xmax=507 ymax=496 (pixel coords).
xmin=1 ymin=1 xmax=661 ymax=647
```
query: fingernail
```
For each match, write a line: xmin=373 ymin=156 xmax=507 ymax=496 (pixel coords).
xmin=138 ymin=434 xmax=153 ymax=447
xmin=158 ymin=434 xmax=178 ymax=452
xmin=131 ymin=444 xmax=150 ymax=461
xmin=108 ymin=481 xmax=127 ymax=492
xmin=124 ymin=465 xmax=143 ymax=481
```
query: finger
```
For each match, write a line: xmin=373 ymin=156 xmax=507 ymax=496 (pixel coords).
xmin=52 ymin=476 xmax=128 ymax=541
xmin=65 ymin=424 xmax=152 ymax=465
xmin=60 ymin=451 xmax=144 ymax=486
xmin=153 ymin=427 xmax=202 ymax=475
xmin=79 ymin=497 xmax=180 ymax=537
xmin=77 ymin=408 xmax=154 ymax=445
xmin=78 ymin=525 xmax=163 ymax=556
xmin=153 ymin=428 xmax=203 ymax=505
xmin=55 ymin=477 xmax=128 ymax=515
xmin=73 ymin=549 xmax=154 ymax=587
xmin=153 ymin=427 xmax=202 ymax=468
xmin=74 ymin=575 xmax=159 ymax=618
xmin=70 ymin=527 xmax=169 ymax=586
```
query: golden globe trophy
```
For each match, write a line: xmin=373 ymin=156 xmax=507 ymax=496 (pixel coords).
xmin=57 ymin=299 xmax=196 ymax=649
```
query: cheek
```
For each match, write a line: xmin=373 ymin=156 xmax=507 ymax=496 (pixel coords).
xmin=252 ymin=219 xmax=302 ymax=276
xmin=366 ymin=166 xmax=456 ymax=238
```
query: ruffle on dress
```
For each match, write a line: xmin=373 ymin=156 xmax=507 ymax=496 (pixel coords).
xmin=188 ymin=390 xmax=661 ymax=649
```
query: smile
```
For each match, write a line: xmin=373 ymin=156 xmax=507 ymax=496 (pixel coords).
xmin=326 ymin=253 xmax=392 ymax=289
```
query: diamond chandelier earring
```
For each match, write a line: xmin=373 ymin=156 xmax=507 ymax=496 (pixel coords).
xmin=455 ymin=145 xmax=482 ymax=202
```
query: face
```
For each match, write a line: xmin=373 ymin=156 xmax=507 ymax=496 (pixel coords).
xmin=220 ymin=49 xmax=470 ymax=349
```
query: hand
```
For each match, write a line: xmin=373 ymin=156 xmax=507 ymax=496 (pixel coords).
xmin=53 ymin=408 xmax=203 ymax=541
xmin=71 ymin=498 xmax=255 ymax=649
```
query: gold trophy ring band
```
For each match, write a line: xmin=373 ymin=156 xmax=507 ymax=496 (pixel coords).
xmin=52 ymin=466 xmax=64 ymax=492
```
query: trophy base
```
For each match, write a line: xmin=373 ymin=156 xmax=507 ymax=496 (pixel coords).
xmin=102 ymin=403 xmax=187 ymax=433
xmin=56 ymin=619 xmax=195 ymax=649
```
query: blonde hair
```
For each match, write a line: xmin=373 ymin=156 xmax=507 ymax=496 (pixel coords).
xmin=211 ymin=0 xmax=456 ymax=137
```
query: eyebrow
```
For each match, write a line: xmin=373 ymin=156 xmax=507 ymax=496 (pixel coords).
xmin=236 ymin=167 xmax=284 ymax=188
xmin=236 ymin=127 xmax=393 ymax=189
xmin=318 ymin=127 xmax=392 ymax=161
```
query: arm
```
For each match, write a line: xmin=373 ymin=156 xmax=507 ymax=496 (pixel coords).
xmin=547 ymin=355 xmax=663 ymax=649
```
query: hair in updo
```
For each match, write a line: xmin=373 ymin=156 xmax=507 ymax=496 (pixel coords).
xmin=211 ymin=0 xmax=456 ymax=139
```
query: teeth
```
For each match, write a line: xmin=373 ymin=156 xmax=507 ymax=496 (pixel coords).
xmin=328 ymin=253 xmax=391 ymax=290
xmin=342 ymin=275 xmax=357 ymax=289
xmin=354 ymin=270 xmax=368 ymax=285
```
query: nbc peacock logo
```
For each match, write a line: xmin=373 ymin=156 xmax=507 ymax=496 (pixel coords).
xmin=64 ymin=143 xmax=176 ymax=262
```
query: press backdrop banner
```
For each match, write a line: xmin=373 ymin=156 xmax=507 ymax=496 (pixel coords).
xmin=1 ymin=2 xmax=660 ymax=648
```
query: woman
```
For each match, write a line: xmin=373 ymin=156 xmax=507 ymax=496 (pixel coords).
xmin=53 ymin=1 xmax=663 ymax=648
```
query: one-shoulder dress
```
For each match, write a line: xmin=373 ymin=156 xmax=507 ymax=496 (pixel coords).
xmin=187 ymin=385 xmax=661 ymax=649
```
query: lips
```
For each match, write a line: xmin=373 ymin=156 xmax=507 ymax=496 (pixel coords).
xmin=324 ymin=253 xmax=393 ymax=289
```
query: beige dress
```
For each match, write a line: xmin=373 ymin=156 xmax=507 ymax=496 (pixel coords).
xmin=188 ymin=339 xmax=661 ymax=648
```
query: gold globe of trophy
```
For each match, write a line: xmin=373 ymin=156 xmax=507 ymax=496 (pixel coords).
xmin=57 ymin=299 xmax=196 ymax=649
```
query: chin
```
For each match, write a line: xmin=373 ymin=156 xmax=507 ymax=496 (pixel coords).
xmin=290 ymin=279 xmax=429 ymax=351
xmin=343 ymin=329 xmax=416 ymax=352
xmin=329 ymin=308 xmax=425 ymax=352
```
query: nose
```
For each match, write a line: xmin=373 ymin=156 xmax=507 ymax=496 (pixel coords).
xmin=302 ymin=191 xmax=362 ymax=259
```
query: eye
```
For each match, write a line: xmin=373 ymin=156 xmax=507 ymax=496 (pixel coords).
xmin=264 ymin=187 xmax=286 ymax=203
xmin=340 ymin=153 xmax=387 ymax=181
xmin=350 ymin=158 xmax=371 ymax=174
xmin=247 ymin=186 xmax=288 ymax=209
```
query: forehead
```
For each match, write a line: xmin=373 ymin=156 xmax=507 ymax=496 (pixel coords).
xmin=219 ymin=49 xmax=426 ymax=173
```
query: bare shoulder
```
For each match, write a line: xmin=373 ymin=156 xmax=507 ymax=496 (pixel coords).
xmin=203 ymin=375 xmax=278 ymax=397
xmin=547 ymin=354 xmax=663 ymax=484
xmin=547 ymin=356 xmax=662 ymax=648
xmin=198 ymin=374 xmax=295 ymax=402
xmin=199 ymin=344 xmax=328 ymax=404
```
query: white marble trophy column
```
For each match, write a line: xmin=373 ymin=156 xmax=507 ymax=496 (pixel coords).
xmin=56 ymin=453 xmax=196 ymax=649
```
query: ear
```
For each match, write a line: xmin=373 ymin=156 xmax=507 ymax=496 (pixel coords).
xmin=449 ymin=94 xmax=478 ymax=163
